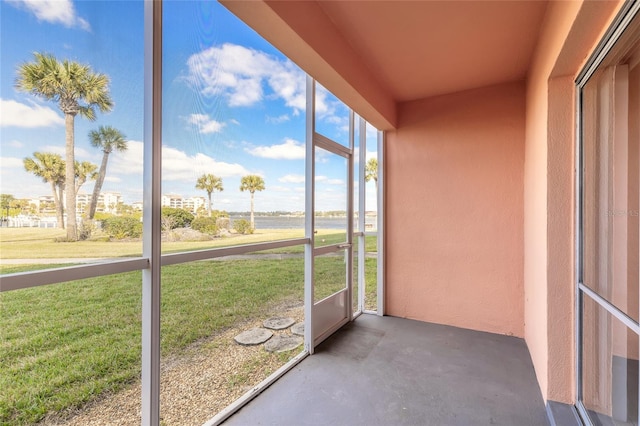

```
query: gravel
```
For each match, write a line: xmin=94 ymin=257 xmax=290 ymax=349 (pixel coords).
xmin=39 ymin=306 xmax=304 ymax=426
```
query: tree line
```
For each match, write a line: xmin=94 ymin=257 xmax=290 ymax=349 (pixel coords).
xmin=195 ymin=173 xmax=265 ymax=230
xmin=14 ymin=52 xmax=269 ymax=239
xmin=21 ymin=126 xmax=127 ymax=229
xmin=12 ymin=52 xmax=377 ymax=240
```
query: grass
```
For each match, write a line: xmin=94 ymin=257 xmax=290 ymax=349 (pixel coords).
xmin=0 ymin=227 xmax=378 ymax=424
xmin=0 ymin=228 xmax=377 ymax=261
xmin=0 ymin=256 xmax=378 ymax=425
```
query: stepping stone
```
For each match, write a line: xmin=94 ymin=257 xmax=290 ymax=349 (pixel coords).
xmin=291 ymin=322 xmax=304 ymax=336
xmin=264 ymin=335 xmax=303 ymax=353
xmin=263 ymin=317 xmax=295 ymax=330
xmin=234 ymin=328 xmax=273 ymax=346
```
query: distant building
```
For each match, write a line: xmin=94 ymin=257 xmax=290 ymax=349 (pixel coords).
xmin=31 ymin=196 xmax=56 ymax=214
xmin=161 ymin=194 xmax=183 ymax=209
xmin=183 ymin=196 xmax=207 ymax=213
xmin=161 ymin=194 xmax=208 ymax=213
xmin=76 ymin=191 xmax=123 ymax=214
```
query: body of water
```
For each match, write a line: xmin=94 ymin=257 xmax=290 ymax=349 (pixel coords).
xmin=1 ymin=215 xmax=378 ymax=231
xmin=230 ymin=215 xmax=377 ymax=231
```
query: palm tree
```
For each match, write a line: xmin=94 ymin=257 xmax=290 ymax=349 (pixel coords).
xmin=75 ymin=161 xmax=98 ymax=194
xmin=24 ymin=152 xmax=66 ymax=228
xmin=1 ymin=194 xmax=15 ymax=219
xmin=16 ymin=52 xmax=113 ymax=240
xmin=195 ymin=173 xmax=224 ymax=217
xmin=87 ymin=126 xmax=127 ymax=219
xmin=239 ymin=175 xmax=265 ymax=229
xmin=365 ymin=158 xmax=378 ymax=192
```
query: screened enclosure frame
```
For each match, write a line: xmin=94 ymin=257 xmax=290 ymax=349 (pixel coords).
xmin=0 ymin=1 xmax=386 ymax=424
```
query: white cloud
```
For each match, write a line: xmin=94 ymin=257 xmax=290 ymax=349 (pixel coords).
xmin=186 ymin=43 xmax=307 ymax=112
xmin=266 ymin=114 xmax=290 ymax=124
xmin=270 ymin=185 xmax=291 ymax=193
xmin=315 ymin=176 xmax=343 ymax=185
xmin=8 ymin=140 xmax=24 ymax=148
xmin=366 ymin=123 xmax=380 ymax=140
xmin=0 ymin=99 xmax=64 ymax=128
xmin=8 ymin=0 xmax=90 ymax=31
xmin=108 ymin=141 xmax=250 ymax=182
xmin=104 ymin=176 xmax=121 ymax=183
xmin=40 ymin=145 xmax=93 ymax=159
xmin=279 ymin=174 xmax=305 ymax=184
xmin=353 ymin=147 xmax=378 ymax=165
xmin=186 ymin=114 xmax=226 ymax=134
xmin=246 ymin=138 xmax=305 ymax=160
xmin=0 ymin=157 xmax=25 ymax=169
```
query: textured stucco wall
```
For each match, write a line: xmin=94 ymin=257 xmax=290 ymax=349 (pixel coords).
xmin=385 ymin=82 xmax=525 ymax=337
xmin=525 ymin=0 xmax=623 ymax=403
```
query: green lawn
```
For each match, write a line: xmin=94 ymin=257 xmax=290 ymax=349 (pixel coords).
xmin=0 ymin=228 xmax=377 ymax=260
xmin=0 ymin=256 xmax=378 ymax=425
xmin=0 ymin=227 xmax=378 ymax=424
xmin=0 ymin=227 xmax=307 ymax=259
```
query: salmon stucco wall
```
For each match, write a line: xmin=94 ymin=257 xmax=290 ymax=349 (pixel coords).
xmin=524 ymin=0 xmax=581 ymax=403
xmin=385 ymin=82 xmax=525 ymax=337
xmin=524 ymin=0 xmax=623 ymax=403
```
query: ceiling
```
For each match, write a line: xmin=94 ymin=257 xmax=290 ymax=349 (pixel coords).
xmin=316 ymin=1 xmax=549 ymax=102
xmin=222 ymin=0 xmax=550 ymax=128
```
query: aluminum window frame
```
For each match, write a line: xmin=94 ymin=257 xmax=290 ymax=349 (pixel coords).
xmin=575 ymin=2 xmax=640 ymax=424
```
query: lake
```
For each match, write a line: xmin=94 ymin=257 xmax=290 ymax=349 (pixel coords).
xmin=230 ymin=215 xmax=377 ymax=231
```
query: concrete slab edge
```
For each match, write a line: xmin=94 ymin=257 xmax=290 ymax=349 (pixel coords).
xmin=546 ymin=400 xmax=581 ymax=426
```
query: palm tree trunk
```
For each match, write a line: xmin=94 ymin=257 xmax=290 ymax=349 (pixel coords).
xmin=65 ymin=113 xmax=77 ymax=240
xmin=250 ymin=192 xmax=255 ymax=229
xmin=208 ymin=192 xmax=212 ymax=217
xmin=88 ymin=152 xmax=109 ymax=219
xmin=50 ymin=181 xmax=64 ymax=229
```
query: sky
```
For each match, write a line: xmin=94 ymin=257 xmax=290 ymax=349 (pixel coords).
xmin=0 ymin=0 xmax=378 ymax=213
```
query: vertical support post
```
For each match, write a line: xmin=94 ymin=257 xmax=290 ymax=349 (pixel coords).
xmin=574 ymin=80 xmax=584 ymax=413
xmin=304 ymin=75 xmax=315 ymax=354
xmin=376 ymin=131 xmax=385 ymax=316
xmin=358 ymin=117 xmax=366 ymax=313
xmin=142 ymin=0 xmax=162 ymax=424
xmin=346 ymin=110 xmax=355 ymax=320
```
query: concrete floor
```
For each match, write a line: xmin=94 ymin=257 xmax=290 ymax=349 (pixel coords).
xmin=224 ymin=314 xmax=549 ymax=426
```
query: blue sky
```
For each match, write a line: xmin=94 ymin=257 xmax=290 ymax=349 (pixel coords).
xmin=0 ymin=0 xmax=377 ymax=212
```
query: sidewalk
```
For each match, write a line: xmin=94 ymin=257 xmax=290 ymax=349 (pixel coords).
xmin=1 ymin=258 xmax=114 ymax=265
xmin=1 ymin=252 xmax=377 ymax=265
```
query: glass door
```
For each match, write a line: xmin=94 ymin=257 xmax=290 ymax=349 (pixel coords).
xmin=577 ymin=5 xmax=640 ymax=425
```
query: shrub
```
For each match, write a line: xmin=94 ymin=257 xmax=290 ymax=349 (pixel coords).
xmin=161 ymin=215 xmax=177 ymax=232
xmin=215 ymin=216 xmax=230 ymax=230
xmin=161 ymin=207 xmax=194 ymax=229
xmin=78 ymin=219 xmax=96 ymax=241
xmin=93 ymin=212 xmax=114 ymax=221
xmin=101 ymin=216 xmax=142 ymax=239
xmin=233 ymin=219 xmax=254 ymax=235
xmin=191 ymin=217 xmax=219 ymax=235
